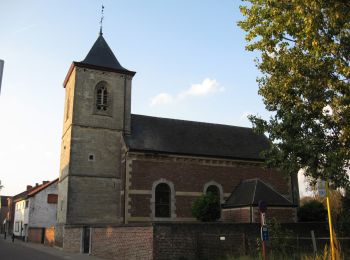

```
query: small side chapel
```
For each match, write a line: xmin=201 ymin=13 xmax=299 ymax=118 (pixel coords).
xmin=56 ymin=31 xmax=299 ymax=246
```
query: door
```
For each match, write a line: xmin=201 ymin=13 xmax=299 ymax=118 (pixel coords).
xmin=41 ymin=228 xmax=45 ymax=244
xmin=82 ymin=227 xmax=90 ymax=254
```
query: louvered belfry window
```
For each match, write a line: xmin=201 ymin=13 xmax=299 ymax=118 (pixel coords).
xmin=96 ymin=83 xmax=108 ymax=111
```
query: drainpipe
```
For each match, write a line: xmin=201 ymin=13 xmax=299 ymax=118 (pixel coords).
xmin=124 ymin=150 xmax=128 ymax=224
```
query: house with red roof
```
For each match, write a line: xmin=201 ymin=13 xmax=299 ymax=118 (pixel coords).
xmin=13 ymin=179 xmax=58 ymax=243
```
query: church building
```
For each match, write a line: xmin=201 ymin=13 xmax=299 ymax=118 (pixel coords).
xmin=55 ymin=31 xmax=298 ymax=248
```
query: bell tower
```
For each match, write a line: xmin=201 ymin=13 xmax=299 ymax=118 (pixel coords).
xmin=56 ymin=32 xmax=135 ymax=234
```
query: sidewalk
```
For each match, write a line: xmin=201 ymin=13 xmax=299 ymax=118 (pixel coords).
xmin=2 ymin=236 xmax=105 ymax=260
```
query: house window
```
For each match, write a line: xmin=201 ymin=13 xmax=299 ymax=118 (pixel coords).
xmin=47 ymin=194 xmax=58 ymax=204
xmin=25 ymin=200 xmax=29 ymax=208
xmin=155 ymin=183 xmax=171 ymax=218
xmin=96 ymin=82 xmax=108 ymax=111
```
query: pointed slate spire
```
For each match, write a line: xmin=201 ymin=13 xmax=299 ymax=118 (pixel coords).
xmin=81 ymin=34 xmax=129 ymax=72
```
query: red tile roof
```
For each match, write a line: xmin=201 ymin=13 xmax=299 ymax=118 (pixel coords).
xmin=27 ymin=178 xmax=58 ymax=197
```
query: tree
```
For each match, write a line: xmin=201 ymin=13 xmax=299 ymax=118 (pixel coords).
xmin=298 ymin=200 xmax=327 ymax=222
xmin=191 ymin=193 xmax=220 ymax=222
xmin=238 ymin=1 xmax=350 ymax=188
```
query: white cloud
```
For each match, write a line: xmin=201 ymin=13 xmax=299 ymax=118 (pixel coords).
xmin=150 ymin=78 xmax=224 ymax=107
xmin=150 ymin=93 xmax=174 ymax=106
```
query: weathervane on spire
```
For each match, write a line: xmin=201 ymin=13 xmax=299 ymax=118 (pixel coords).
xmin=99 ymin=4 xmax=105 ymax=36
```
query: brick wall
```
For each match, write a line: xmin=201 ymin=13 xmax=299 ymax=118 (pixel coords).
xmin=222 ymin=208 xmax=251 ymax=223
xmin=63 ymin=227 xmax=81 ymax=253
xmin=222 ymin=207 xmax=297 ymax=223
xmin=55 ymin=223 xmax=336 ymax=259
xmin=129 ymin=158 xmax=292 ymax=221
xmin=153 ymin=223 xmax=248 ymax=260
xmin=91 ymin=225 xmax=153 ymax=260
xmin=45 ymin=227 xmax=55 ymax=246
xmin=254 ymin=207 xmax=297 ymax=223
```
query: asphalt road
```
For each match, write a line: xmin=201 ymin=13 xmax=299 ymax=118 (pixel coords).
xmin=0 ymin=238 xmax=64 ymax=260
xmin=0 ymin=237 xmax=103 ymax=260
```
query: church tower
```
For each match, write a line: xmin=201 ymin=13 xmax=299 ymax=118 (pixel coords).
xmin=57 ymin=32 xmax=135 ymax=234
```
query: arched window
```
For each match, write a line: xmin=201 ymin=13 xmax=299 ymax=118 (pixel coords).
xmin=155 ymin=183 xmax=171 ymax=218
xmin=95 ymin=82 xmax=108 ymax=111
xmin=205 ymin=184 xmax=221 ymax=218
xmin=206 ymin=185 xmax=220 ymax=198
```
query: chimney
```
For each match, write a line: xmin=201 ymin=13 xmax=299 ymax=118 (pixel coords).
xmin=42 ymin=181 xmax=49 ymax=185
xmin=35 ymin=183 xmax=39 ymax=187
xmin=26 ymin=185 xmax=32 ymax=191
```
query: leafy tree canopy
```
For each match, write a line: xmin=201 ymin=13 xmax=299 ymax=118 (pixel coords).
xmin=239 ymin=1 xmax=350 ymax=188
xmin=298 ymin=200 xmax=327 ymax=222
xmin=191 ymin=193 xmax=220 ymax=222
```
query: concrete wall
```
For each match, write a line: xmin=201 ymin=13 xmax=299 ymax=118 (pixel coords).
xmin=28 ymin=182 xmax=58 ymax=228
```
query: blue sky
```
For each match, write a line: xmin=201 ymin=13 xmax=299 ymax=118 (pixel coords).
xmin=0 ymin=1 xmax=307 ymax=196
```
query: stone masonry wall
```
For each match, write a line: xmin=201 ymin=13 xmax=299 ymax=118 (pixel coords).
xmin=63 ymin=227 xmax=81 ymax=253
xmin=91 ymin=225 xmax=153 ymax=260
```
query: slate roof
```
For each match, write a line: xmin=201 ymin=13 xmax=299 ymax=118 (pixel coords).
xmin=222 ymin=178 xmax=295 ymax=208
xmin=125 ymin=114 xmax=271 ymax=161
xmin=79 ymin=34 xmax=135 ymax=75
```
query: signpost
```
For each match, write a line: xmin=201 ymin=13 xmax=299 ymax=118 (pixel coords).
xmin=318 ymin=180 xmax=335 ymax=259
xmin=317 ymin=180 xmax=326 ymax=198
xmin=259 ymin=200 xmax=268 ymax=260
xmin=326 ymin=182 xmax=335 ymax=260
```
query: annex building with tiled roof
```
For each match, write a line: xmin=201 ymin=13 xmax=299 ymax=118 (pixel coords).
xmin=55 ymin=31 xmax=299 ymax=252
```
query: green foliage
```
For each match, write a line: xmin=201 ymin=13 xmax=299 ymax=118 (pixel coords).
xmin=266 ymin=218 xmax=295 ymax=257
xmin=297 ymin=200 xmax=327 ymax=222
xmin=238 ymin=0 xmax=350 ymax=189
xmin=191 ymin=193 xmax=220 ymax=222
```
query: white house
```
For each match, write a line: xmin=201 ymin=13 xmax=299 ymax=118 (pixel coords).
xmin=13 ymin=179 xmax=58 ymax=243
xmin=13 ymin=197 xmax=28 ymax=238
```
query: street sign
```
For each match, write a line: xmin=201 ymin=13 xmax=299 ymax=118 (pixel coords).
xmin=317 ymin=180 xmax=326 ymax=198
xmin=261 ymin=225 xmax=269 ymax=241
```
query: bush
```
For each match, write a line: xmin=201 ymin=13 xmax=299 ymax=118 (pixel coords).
xmin=297 ymin=200 xmax=327 ymax=222
xmin=191 ymin=193 xmax=220 ymax=221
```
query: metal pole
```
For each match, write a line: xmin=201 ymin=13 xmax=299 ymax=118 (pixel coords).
xmin=326 ymin=182 xmax=335 ymax=260
xmin=311 ymin=230 xmax=317 ymax=255
xmin=261 ymin=212 xmax=267 ymax=260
